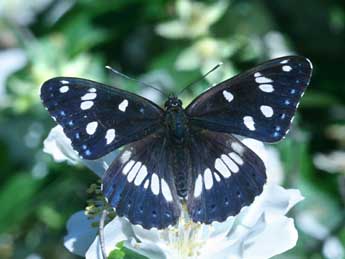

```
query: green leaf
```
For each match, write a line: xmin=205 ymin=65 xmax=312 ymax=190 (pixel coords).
xmin=108 ymin=249 xmax=125 ymax=259
xmin=301 ymin=90 xmax=341 ymax=108
xmin=108 ymin=241 xmax=148 ymax=259
xmin=62 ymin=15 xmax=108 ymax=55
xmin=0 ymin=173 xmax=41 ymax=232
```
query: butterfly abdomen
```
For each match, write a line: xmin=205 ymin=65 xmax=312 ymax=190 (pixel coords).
xmin=171 ymin=145 xmax=190 ymax=198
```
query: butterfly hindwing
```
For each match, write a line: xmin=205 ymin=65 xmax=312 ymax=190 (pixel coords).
xmin=40 ymin=77 xmax=164 ymax=159
xmin=102 ymin=133 xmax=181 ymax=229
xmin=187 ymin=130 xmax=266 ymax=223
xmin=186 ymin=56 xmax=313 ymax=142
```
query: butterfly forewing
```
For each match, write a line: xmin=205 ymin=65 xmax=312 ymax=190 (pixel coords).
xmin=102 ymin=133 xmax=181 ymax=229
xmin=187 ymin=130 xmax=266 ymax=223
xmin=186 ymin=56 xmax=313 ymax=142
xmin=40 ymin=77 xmax=164 ymax=159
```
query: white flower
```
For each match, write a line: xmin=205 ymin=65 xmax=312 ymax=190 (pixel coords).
xmin=242 ymin=138 xmax=284 ymax=185
xmin=296 ymin=212 xmax=345 ymax=259
xmin=156 ymin=0 xmax=228 ymax=39
xmin=43 ymin=125 xmax=117 ymax=177
xmin=62 ymin=134 xmax=299 ymax=259
xmin=168 ymin=35 xmax=240 ymax=85
xmin=43 ymin=125 xmax=79 ymax=164
xmin=323 ymin=237 xmax=345 ymax=259
xmin=176 ymin=38 xmax=235 ymax=70
xmin=263 ymin=31 xmax=293 ymax=59
xmin=0 ymin=48 xmax=27 ymax=107
xmin=175 ymin=37 xmax=237 ymax=83
xmin=313 ymin=151 xmax=345 ymax=174
xmin=67 ymin=184 xmax=302 ymax=259
xmin=0 ymin=0 xmax=53 ymax=25
xmin=64 ymin=211 xmax=100 ymax=257
xmin=138 ymin=69 xmax=174 ymax=104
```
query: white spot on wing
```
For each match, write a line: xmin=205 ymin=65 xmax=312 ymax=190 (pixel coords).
xmin=280 ymin=59 xmax=289 ymax=64
xmin=88 ymin=88 xmax=96 ymax=93
xmin=123 ymin=160 xmax=135 ymax=175
xmin=255 ymin=76 xmax=273 ymax=84
xmin=259 ymin=84 xmax=274 ymax=93
xmin=222 ymin=90 xmax=234 ymax=103
xmin=134 ymin=165 xmax=148 ymax=186
xmin=86 ymin=121 xmax=98 ymax=135
xmin=120 ymin=150 xmax=131 ymax=164
xmin=118 ymin=99 xmax=128 ymax=112
xmin=231 ymin=142 xmax=245 ymax=155
xmin=80 ymin=101 xmax=94 ymax=110
xmin=229 ymin=152 xmax=244 ymax=165
xmin=243 ymin=116 xmax=255 ymax=131
xmin=151 ymin=173 xmax=160 ymax=195
xmin=254 ymin=72 xmax=262 ymax=77
xmin=193 ymin=174 xmax=203 ymax=198
xmin=81 ymin=93 xmax=97 ymax=100
xmin=221 ymin=154 xmax=239 ymax=173
xmin=60 ymin=80 xmax=69 ymax=84
xmin=214 ymin=158 xmax=231 ymax=178
xmin=127 ymin=162 xmax=141 ymax=182
xmin=105 ymin=129 xmax=116 ymax=144
xmin=144 ymin=179 xmax=149 ymax=189
xmin=282 ymin=65 xmax=292 ymax=72
xmin=260 ymin=105 xmax=274 ymax=118
xmin=59 ymin=86 xmax=69 ymax=93
xmin=203 ymin=168 xmax=213 ymax=190
xmin=214 ymin=172 xmax=221 ymax=182
xmin=161 ymin=179 xmax=173 ymax=202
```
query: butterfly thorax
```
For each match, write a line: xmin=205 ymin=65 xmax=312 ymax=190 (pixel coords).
xmin=164 ymin=96 xmax=189 ymax=145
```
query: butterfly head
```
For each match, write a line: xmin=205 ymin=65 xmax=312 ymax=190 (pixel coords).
xmin=164 ymin=95 xmax=183 ymax=110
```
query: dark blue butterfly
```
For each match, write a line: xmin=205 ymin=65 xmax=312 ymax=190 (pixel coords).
xmin=40 ymin=56 xmax=313 ymax=229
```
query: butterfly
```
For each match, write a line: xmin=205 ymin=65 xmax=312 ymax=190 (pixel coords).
xmin=40 ymin=56 xmax=313 ymax=229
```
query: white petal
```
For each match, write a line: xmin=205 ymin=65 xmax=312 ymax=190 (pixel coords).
xmin=43 ymin=125 xmax=79 ymax=164
xmin=296 ymin=212 xmax=329 ymax=239
xmin=129 ymin=225 xmax=170 ymax=259
xmin=43 ymin=126 xmax=117 ymax=177
xmin=155 ymin=21 xmax=188 ymax=39
xmin=205 ymin=0 xmax=229 ymax=25
xmin=323 ymin=237 xmax=345 ymax=259
xmin=175 ymin=46 xmax=202 ymax=70
xmin=0 ymin=49 xmax=27 ymax=106
xmin=243 ymin=216 xmax=298 ymax=259
xmin=125 ymin=239 xmax=170 ymax=259
xmin=239 ymin=184 xmax=304 ymax=228
xmin=85 ymin=217 xmax=133 ymax=259
xmin=241 ymin=138 xmax=285 ymax=184
xmin=313 ymin=151 xmax=345 ymax=173
xmin=64 ymin=211 xmax=99 ymax=256
xmin=131 ymin=224 xmax=160 ymax=243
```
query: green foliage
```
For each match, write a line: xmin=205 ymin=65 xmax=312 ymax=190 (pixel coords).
xmin=108 ymin=242 xmax=148 ymax=259
xmin=0 ymin=174 xmax=42 ymax=232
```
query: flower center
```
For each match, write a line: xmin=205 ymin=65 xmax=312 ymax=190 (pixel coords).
xmin=163 ymin=208 xmax=206 ymax=258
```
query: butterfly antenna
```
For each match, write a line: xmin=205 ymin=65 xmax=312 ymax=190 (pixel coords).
xmin=178 ymin=62 xmax=223 ymax=96
xmin=105 ymin=66 xmax=169 ymax=97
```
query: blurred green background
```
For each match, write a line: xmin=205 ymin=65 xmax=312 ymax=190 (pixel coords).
xmin=0 ymin=0 xmax=344 ymax=258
